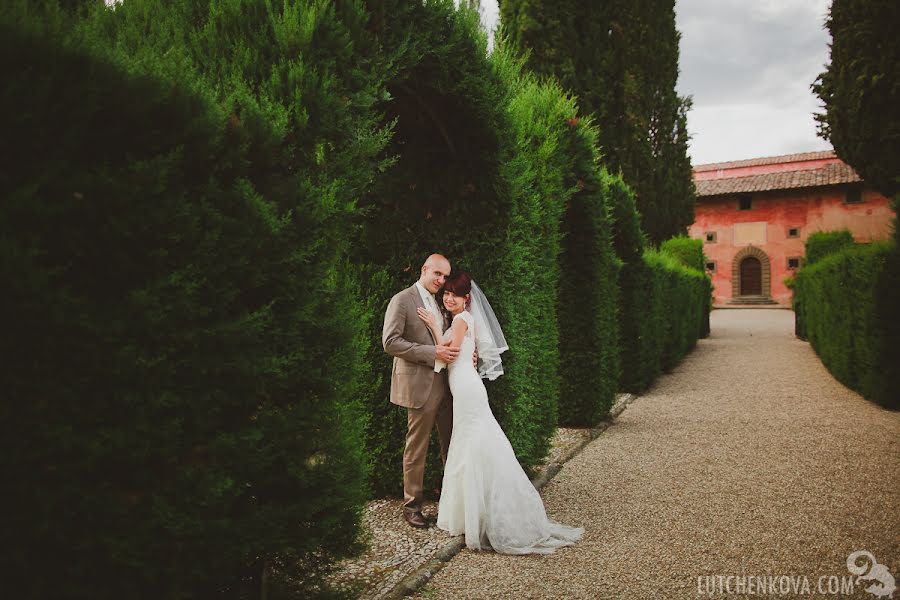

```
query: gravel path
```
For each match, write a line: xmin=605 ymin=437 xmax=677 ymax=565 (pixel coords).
xmin=328 ymin=426 xmax=608 ymax=599
xmin=412 ymin=309 xmax=900 ymax=599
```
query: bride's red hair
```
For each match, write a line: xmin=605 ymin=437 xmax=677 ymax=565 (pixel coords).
xmin=443 ymin=271 xmax=472 ymax=306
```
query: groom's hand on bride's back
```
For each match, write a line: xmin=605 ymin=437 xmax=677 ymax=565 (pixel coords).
xmin=436 ymin=344 xmax=460 ymax=363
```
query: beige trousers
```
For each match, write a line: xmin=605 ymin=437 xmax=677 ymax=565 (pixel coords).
xmin=403 ymin=371 xmax=452 ymax=513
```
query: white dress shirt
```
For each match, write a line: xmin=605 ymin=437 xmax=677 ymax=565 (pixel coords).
xmin=415 ymin=282 xmax=446 ymax=373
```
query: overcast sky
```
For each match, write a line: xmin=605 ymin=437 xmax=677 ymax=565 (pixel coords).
xmin=475 ymin=0 xmax=834 ymax=166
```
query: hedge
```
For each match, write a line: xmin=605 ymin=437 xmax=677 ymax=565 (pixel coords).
xmin=358 ymin=0 xmax=624 ymax=486
xmin=650 ymin=249 xmax=711 ymax=371
xmin=487 ymin=70 xmax=568 ymax=463
xmin=354 ymin=0 xmax=531 ymax=495
xmin=490 ymin=64 xmax=622 ymax=432
xmin=618 ymin=259 xmax=661 ymax=391
xmin=615 ymin=219 xmax=711 ymax=391
xmin=608 ymin=172 xmax=647 ymax=264
xmin=805 ymin=229 xmax=855 ymax=264
xmin=795 ymin=229 xmax=854 ymax=339
xmin=2 ymin=1 xmax=724 ymax=596
xmin=661 ymin=236 xmax=711 ymax=338
xmin=609 ymin=179 xmax=656 ymax=391
xmin=1 ymin=1 xmax=385 ymax=597
xmin=557 ymin=160 xmax=622 ymax=425
xmin=661 ymin=235 xmax=705 ymax=271
xmin=793 ymin=240 xmax=899 ymax=409
xmin=883 ymin=195 xmax=900 ymax=405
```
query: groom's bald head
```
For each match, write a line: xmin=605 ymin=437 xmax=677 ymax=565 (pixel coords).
xmin=419 ymin=254 xmax=451 ymax=294
xmin=423 ymin=254 xmax=450 ymax=271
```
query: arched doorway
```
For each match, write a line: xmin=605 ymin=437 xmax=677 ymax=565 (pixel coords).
xmin=740 ymin=256 xmax=762 ymax=295
xmin=731 ymin=245 xmax=773 ymax=301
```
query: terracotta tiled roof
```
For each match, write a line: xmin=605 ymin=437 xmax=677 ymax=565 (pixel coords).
xmin=693 ymin=150 xmax=837 ymax=172
xmin=694 ymin=161 xmax=862 ymax=197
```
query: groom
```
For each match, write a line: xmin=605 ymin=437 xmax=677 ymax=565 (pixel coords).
xmin=383 ymin=254 xmax=458 ymax=528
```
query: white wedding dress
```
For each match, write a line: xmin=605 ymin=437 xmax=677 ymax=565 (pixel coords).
xmin=436 ymin=311 xmax=584 ymax=554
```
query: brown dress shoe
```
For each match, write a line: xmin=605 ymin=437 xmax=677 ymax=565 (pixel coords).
xmin=403 ymin=510 xmax=429 ymax=529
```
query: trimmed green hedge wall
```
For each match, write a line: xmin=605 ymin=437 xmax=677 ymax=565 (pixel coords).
xmin=610 ymin=180 xmax=656 ymax=391
xmin=355 ymin=0 xmax=527 ymax=495
xmin=661 ymin=236 xmax=711 ymax=338
xmin=661 ymin=235 xmax=705 ymax=272
xmin=794 ymin=240 xmax=899 ymax=409
xmin=1 ymin=1 xmax=384 ymax=597
xmin=618 ymin=257 xmax=662 ymax=392
xmin=616 ymin=230 xmax=711 ymax=392
xmin=805 ymin=229 xmax=855 ymax=264
xmin=649 ymin=250 xmax=711 ymax=371
xmin=795 ymin=229 xmax=854 ymax=339
xmin=609 ymin=173 xmax=646 ymax=263
xmin=557 ymin=158 xmax=622 ymax=425
xmin=489 ymin=70 xmax=569 ymax=464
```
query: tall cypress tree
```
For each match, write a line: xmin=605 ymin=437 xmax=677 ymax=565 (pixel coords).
xmin=500 ymin=0 xmax=695 ymax=245
xmin=812 ymin=0 xmax=900 ymax=197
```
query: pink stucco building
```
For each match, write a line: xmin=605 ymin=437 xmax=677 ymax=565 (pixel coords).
xmin=689 ymin=151 xmax=895 ymax=307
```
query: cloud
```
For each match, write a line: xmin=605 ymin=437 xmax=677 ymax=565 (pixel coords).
xmin=478 ymin=0 xmax=833 ymax=165
xmin=676 ymin=0 xmax=833 ymax=163
xmin=687 ymin=102 xmax=832 ymax=166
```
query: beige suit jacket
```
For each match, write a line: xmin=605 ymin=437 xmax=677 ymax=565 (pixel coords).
xmin=383 ymin=284 xmax=447 ymax=408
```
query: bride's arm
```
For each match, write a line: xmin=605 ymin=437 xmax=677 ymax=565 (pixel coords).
xmin=448 ymin=317 xmax=467 ymax=348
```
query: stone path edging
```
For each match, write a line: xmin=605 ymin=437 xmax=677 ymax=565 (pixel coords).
xmin=380 ymin=392 xmax=637 ymax=600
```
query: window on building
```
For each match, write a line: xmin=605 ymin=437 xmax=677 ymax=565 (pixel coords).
xmin=845 ymin=186 xmax=863 ymax=204
xmin=738 ymin=195 xmax=752 ymax=210
xmin=705 ymin=231 xmax=717 ymax=243
xmin=787 ymin=227 xmax=800 ymax=239
xmin=787 ymin=257 xmax=801 ymax=269
xmin=705 ymin=261 xmax=716 ymax=272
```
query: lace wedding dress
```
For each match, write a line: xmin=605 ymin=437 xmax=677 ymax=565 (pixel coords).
xmin=436 ymin=311 xmax=584 ymax=554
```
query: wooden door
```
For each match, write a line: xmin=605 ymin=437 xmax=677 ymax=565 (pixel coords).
xmin=740 ymin=257 xmax=762 ymax=295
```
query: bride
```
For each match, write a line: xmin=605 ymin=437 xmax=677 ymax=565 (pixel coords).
xmin=417 ymin=271 xmax=583 ymax=554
